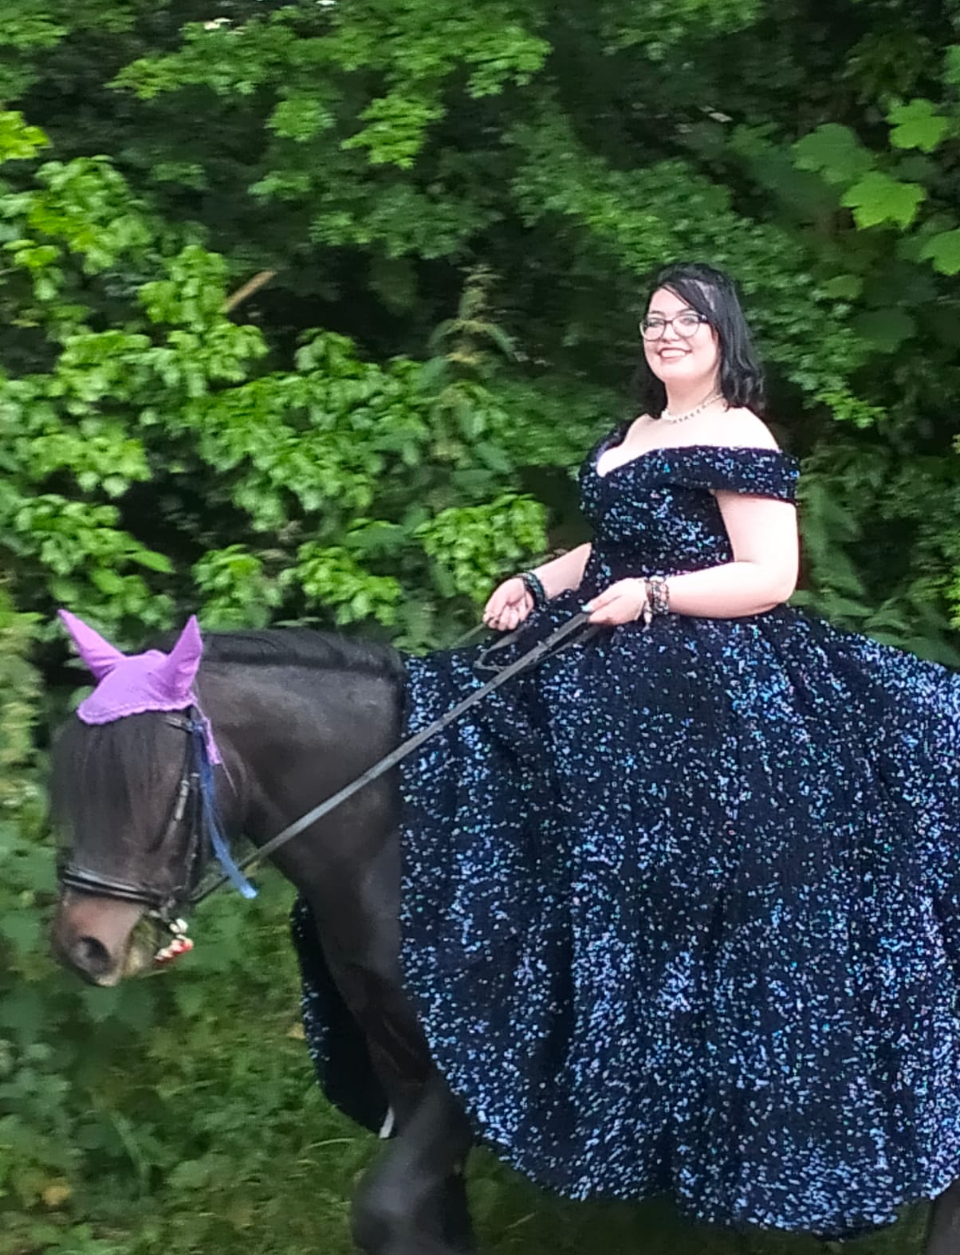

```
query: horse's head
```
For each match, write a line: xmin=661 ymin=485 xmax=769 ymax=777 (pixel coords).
xmin=50 ymin=614 xmax=210 ymax=985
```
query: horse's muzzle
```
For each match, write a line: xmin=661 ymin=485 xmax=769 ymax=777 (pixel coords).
xmin=51 ymin=890 xmax=147 ymax=986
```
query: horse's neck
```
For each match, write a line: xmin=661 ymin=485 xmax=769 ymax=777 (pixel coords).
xmin=197 ymin=661 xmax=402 ymax=884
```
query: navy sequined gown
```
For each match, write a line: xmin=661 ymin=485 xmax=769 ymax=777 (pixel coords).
xmin=294 ymin=429 xmax=960 ymax=1238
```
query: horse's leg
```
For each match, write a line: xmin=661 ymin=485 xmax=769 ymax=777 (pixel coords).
xmin=370 ymin=1067 xmax=475 ymax=1254
xmin=358 ymin=1067 xmax=475 ymax=1254
xmin=315 ymin=942 xmax=475 ymax=1255
xmin=925 ymin=1176 xmax=960 ymax=1254
xmin=437 ymin=1164 xmax=474 ymax=1254
xmin=299 ymin=813 xmax=475 ymax=1255
xmin=352 ymin=1072 xmax=474 ymax=1255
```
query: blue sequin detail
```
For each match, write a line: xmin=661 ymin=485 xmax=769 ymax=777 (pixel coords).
xmin=393 ymin=434 xmax=960 ymax=1237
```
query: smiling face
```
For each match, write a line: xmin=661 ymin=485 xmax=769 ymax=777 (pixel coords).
xmin=642 ymin=286 xmax=721 ymax=395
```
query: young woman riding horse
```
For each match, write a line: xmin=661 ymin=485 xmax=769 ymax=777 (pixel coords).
xmin=51 ymin=262 xmax=960 ymax=1253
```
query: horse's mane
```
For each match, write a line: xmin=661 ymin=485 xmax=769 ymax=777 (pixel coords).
xmin=197 ymin=628 xmax=405 ymax=682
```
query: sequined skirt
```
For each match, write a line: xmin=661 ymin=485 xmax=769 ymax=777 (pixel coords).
xmin=397 ymin=597 xmax=960 ymax=1236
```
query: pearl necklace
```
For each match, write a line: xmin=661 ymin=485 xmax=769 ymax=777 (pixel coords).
xmin=658 ymin=389 xmax=723 ymax=425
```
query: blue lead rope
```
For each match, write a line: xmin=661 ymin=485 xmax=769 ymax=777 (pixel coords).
xmin=190 ymin=721 xmax=258 ymax=900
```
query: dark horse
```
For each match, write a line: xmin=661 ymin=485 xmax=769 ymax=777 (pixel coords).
xmin=49 ymin=627 xmax=960 ymax=1255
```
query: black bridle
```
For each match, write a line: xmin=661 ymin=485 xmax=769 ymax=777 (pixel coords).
xmin=56 ymin=711 xmax=208 ymax=920
xmin=56 ymin=612 xmax=595 ymax=923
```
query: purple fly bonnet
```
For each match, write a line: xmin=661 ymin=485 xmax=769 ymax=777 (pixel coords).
xmin=59 ymin=611 xmax=221 ymax=763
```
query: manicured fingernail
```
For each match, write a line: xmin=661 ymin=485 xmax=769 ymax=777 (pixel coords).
xmin=581 ymin=602 xmax=593 ymax=612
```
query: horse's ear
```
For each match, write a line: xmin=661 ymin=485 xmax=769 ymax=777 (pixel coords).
xmin=156 ymin=615 xmax=204 ymax=700
xmin=58 ymin=610 xmax=126 ymax=681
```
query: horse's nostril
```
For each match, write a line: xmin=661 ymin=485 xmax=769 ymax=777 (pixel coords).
xmin=71 ymin=935 xmax=113 ymax=977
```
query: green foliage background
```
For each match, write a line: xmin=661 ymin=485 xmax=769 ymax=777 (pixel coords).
xmin=3 ymin=0 xmax=960 ymax=1250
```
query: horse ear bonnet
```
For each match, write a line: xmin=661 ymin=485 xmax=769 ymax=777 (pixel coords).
xmin=155 ymin=615 xmax=204 ymax=701
xmin=58 ymin=609 xmax=126 ymax=681
xmin=57 ymin=610 xmax=218 ymax=762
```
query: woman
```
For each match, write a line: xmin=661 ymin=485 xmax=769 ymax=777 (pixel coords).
xmin=484 ymin=265 xmax=795 ymax=633
xmin=399 ymin=261 xmax=960 ymax=1238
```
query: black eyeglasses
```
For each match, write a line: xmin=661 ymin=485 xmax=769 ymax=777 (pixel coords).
xmin=639 ymin=312 xmax=710 ymax=341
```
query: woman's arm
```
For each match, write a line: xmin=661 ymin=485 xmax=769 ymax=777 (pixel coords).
xmin=587 ymin=494 xmax=798 ymax=624
xmin=666 ymin=492 xmax=798 ymax=617
xmin=531 ymin=543 xmax=592 ymax=598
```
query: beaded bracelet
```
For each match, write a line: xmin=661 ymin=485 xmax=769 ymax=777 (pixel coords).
xmin=518 ymin=570 xmax=548 ymax=610
xmin=637 ymin=575 xmax=670 ymax=626
xmin=647 ymin=574 xmax=670 ymax=617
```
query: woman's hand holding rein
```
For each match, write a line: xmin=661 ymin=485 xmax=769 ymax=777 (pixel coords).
xmin=483 ymin=543 xmax=593 ymax=632
xmin=584 ymin=578 xmax=650 ymax=626
xmin=483 ymin=577 xmax=534 ymax=632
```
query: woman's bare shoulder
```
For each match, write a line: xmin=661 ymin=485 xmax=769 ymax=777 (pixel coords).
xmin=712 ymin=407 xmax=780 ymax=451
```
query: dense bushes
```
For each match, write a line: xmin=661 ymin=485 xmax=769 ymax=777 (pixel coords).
xmin=4 ymin=1 xmax=960 ymax=1251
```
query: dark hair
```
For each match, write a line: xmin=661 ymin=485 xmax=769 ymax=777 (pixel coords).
xmin=633 ymin=262 xmax=764 ymax=416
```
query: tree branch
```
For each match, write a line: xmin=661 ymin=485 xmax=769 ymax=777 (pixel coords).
xmin=223 ymin=270 xmax=277 ymax=314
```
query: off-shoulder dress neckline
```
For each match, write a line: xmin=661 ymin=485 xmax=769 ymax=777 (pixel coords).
xmin=593 ymin=428 xmax=794 ymax=481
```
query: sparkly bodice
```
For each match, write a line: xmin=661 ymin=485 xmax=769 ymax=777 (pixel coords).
xmin=579 ymin=427 xmax=799 ymax=594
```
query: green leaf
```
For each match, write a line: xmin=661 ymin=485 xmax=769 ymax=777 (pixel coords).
xmin=80 ymin=985 xmax=122 ymax=1024
xmin=341 ymin=93 xmax=444 ymax=169
xmin=820 ymin=274 xmax=863 ymax=300
xmin=792 ymin=123 xmax=873 ymax=186
xmin=887 ymin=98 xmax=951 ymax=153
xmin=0 ymin=111 xmax=49 ymax=162
xmin=131 ymin=549 xmax=174 ymax=574
xmin=0 ymin=910 xmax=41 ymax=955
xmin=946 ymin=45 xmax=960 ymax=90
xmin=851 ymin=308 xmax=916 ymax=353
xmin=841 ymin=171 xmax=925 ymax=229
xmin=90 ymin=568 xmax=124 ymax=595
xmin=920 ymin=229 xmax=960 ymax=276
xmin=474 ymin=441 xmax=513 ymax=473
xmin=0 ymin=987 xmax=43 ymax=1041
xmin=268 ymin=96 xmax=334 ymax=143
